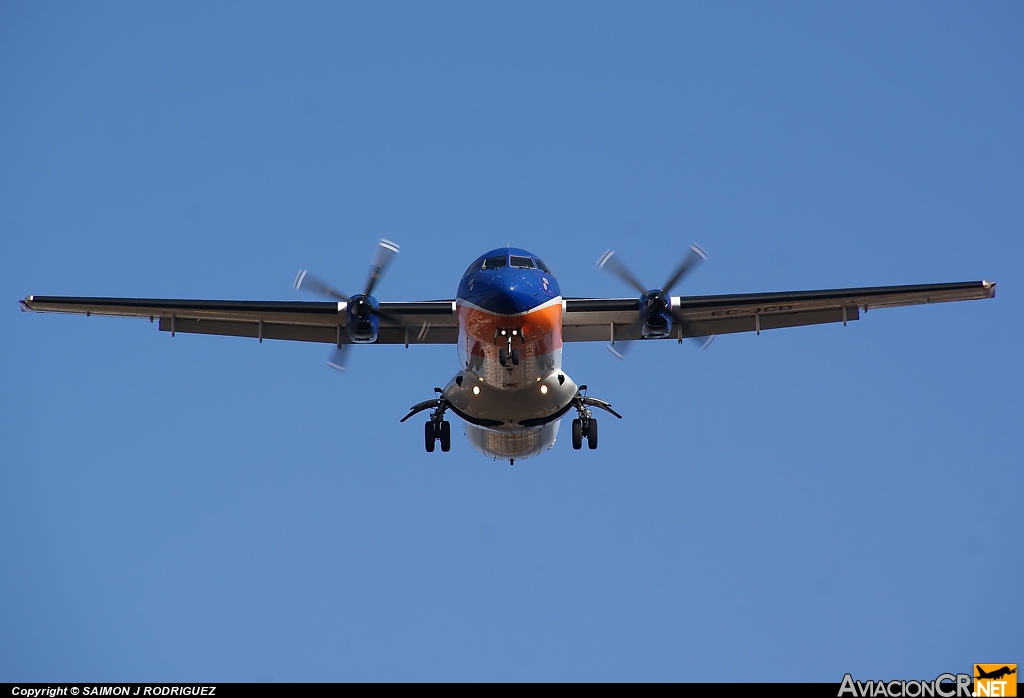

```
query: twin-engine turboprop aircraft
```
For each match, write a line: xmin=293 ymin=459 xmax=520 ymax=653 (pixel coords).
xmin=21 ymin=241 xmax=995 ymax=463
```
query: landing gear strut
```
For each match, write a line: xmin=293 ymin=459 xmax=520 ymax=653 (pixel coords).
xmin=570 ymin=385 xmax=620 ymax=451
xmin=496 ymin=327 xmax=524 ymax=367
xmin=401 ymin=388 xmax=452 ymax=453
xmin=499 ymin=346 xmax=520 ymax=366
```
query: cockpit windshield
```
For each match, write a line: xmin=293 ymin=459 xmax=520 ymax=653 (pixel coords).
xmin=509 ymin=255 xmax=535 ymax=269
xmin=466 ymin=253 xmax=551 ymax=276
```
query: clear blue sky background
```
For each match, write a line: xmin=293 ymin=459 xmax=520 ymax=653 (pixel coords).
xmin=1 ymin=2 xmax=1020 ymax=682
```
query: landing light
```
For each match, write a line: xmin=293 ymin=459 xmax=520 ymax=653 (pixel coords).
xmin=540 ymin=385 xmax=548 ymax=395
xmin=512 ymin=330 xmax=517 ymax=336
xmin=501 ymin=330 xmax=506 ymax=336
xmin=473 ymin=386 xmax=480 ymax=395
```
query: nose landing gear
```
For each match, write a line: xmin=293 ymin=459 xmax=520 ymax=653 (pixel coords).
xmin=498 ymin=346 xmax=521 ymax=367
xmin=495 ymin=327 xmax=524 ymax=367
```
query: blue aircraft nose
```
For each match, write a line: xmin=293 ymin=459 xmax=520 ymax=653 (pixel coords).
xmin=467 ymin=270 xmax=553 ymax=315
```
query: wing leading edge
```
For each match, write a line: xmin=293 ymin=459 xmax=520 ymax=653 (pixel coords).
xmin=21 ymin=280 xmax=995 ymax=346
xmin=19 ymin=296 xmax=459 ymax=345
xmin=561 ymin=280 xmax=995 ymax=342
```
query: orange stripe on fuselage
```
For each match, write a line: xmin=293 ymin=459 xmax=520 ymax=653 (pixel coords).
xmin=458 ymin=299 xmax=563 ymax=360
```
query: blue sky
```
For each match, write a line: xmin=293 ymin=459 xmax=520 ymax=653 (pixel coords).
xmin=1 ymin=2 xmax=1020 ymax=682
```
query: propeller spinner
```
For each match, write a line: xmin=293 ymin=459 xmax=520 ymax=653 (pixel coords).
xmin=295 ymin=239 xmax=401 ymax=371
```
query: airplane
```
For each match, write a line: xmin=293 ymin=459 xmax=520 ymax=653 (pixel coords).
xmin=976 ymin=666 xmax=1016 ymax=681
xmin=20 ymin=240 xmax=995 ymax=464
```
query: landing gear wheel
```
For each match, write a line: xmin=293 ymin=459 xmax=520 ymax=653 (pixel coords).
xmin=511 ymin=348 xmax=520 ymax=365
xmin=571 ymin=418 xmax=583 ymax=450
xmin=586 ymin=418 xmax=598 ymax=450
xmin=499 ymin=348 xmax=508 ymax=366
xmin=439 ymin=421 xmax=451 ymax=452
xmin=424 ymin=421 xmax=436 ymax=453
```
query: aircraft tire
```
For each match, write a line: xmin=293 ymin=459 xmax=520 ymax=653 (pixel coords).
xmin=424 ymin=421 xmax=436 ymax=453
xmin=571 ymin=418 xmax=583 ymax=450
xmin=587 ymin=418 xmax=598 ymax=450
xmin=440 ymin=421 xmax=451 ymax=452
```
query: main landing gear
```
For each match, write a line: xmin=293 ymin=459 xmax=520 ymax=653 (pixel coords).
xmin=401 ymin=388 xmax=452 ymax=454
xmin=425 ymin=419 xmax=451 ymax=452
xmin=571 ymin=416 xmax=598 ymax=450
xmin=569 ymin=385 xmax=621 ymax=452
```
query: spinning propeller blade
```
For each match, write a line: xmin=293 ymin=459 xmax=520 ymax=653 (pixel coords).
xmin=662 ymin=244 xmax=707 ymax=294
xmin=669 ymin=308 xmax=717 ymax=351
xmin=605 ymin=317 xmax=646 ymax=360
xmin=295 ymin=238 xmax=401 ymax=371
xmin=596 ymin=250 xmax=647 ymax=295
xmin=293 ymin=270 xmax=350 ymax=302
xmin=606 ymin=341 xmax=630 ymax=360
xmin=597 ymin=243 xmax=715 ymax=358
xmin=364 ymin=239 xmax=400 ymax=297
xmin=326 ymin=343 xmax=350 ymax=372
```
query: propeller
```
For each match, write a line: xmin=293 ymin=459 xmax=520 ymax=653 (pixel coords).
xmin=326 ymin=343 xmax=350 ymax=373
xmin=294 ymin=239 xmax=401 ymax=371
xmin=596 ymin=244 xmax=715 ymax=359
xmin=293 ymin=269 xmax=349 ymax=302
xmin=364 ymin=238 xmax=400 ymax=297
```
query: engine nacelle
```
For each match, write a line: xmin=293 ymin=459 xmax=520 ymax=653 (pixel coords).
xmin=640 ymin=290 xmax=673 ymax=339
xmin=346 ymin=294 xmax=380 ymax=344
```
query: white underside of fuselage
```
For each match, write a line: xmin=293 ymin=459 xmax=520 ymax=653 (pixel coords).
xmin=462 ymin=421 xmax=562 ymax=461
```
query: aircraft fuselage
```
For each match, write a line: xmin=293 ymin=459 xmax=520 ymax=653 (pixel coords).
xmin=444 ymin=247 xmax=575 ymax=460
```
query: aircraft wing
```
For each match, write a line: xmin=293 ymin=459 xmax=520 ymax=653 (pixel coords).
xmin=21 ymin=280 xmax=996 ymax=345
xmin=19 ymin=296 xmax=460 ymax=345
xmin=561 ymin=280 xmax=996 ymax=342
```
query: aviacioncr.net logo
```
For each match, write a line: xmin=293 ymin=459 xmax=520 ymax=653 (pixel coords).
xmin=839 ymin=673 xmax=972 ymax=697
xmin=974 ymin=665 xmax=1017 ymax=697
